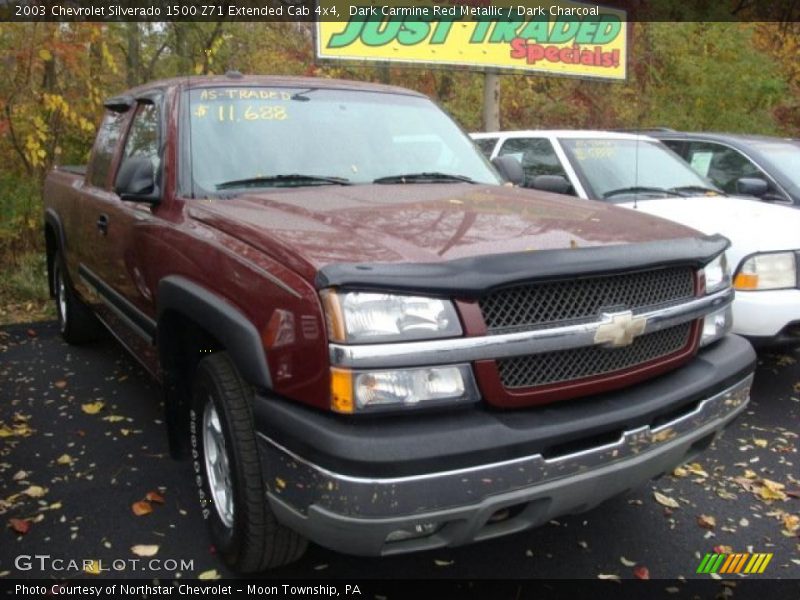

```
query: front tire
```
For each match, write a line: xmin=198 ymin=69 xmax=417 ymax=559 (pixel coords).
xmin=52 ymin=251 xmax=102 ymax=344
xmin=190 ymin=352 xmax=307 ymax=572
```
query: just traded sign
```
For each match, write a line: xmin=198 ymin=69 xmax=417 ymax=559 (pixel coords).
xmin=316 ymin=1 xmax=627 ymax=80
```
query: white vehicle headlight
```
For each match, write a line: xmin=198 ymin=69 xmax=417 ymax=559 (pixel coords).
xmin=703 ymin=253 xmax=731 ymax=294
xmin=320 ymin=290 xmax=462 ymax=344
xmin=734 ymin=252 xmax=797 ymax=291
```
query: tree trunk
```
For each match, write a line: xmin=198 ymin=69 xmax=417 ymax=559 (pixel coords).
xmin=125 ymin=23 xmax=141 ymax=87
xmin=483 ymin=72 xmax=500 ymax=131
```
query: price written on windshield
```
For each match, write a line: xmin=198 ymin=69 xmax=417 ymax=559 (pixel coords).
xmin=193 ymin=104 xmax=288 ymax=122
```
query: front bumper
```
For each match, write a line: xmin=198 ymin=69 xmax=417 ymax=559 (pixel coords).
xmin=254 ymin=336 xmax=755 ymax=557
xmin=732 ymin=288 xmax=800 ymax=341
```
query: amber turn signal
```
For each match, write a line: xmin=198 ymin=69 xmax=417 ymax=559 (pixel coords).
xmin=734 ymin=273 xmax=759 ymax=290
xmin=330 ymin=368 xmax=354 ymax=414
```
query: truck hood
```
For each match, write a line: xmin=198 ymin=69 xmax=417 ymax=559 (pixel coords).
xmin=621 ymin=195 xmax=800 ymax=269
xmin=188 ymin=184 xmax=701 ymax=279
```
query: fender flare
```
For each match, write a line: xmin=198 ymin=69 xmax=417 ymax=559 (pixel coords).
xmin=44 ymin=208 xmax=66 ymax=250
xmin=157 ymin=276 xmax=272 ymax=389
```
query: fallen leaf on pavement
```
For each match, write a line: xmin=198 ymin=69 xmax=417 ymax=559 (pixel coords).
xmin=763 ymin=478 xmax=785 ymax=492
xmin=686 ymin=463 xmax=709 ymax=478
xmin=697 ymin=514 xmax=716 ymax=529
xmin=654 ymin=491 xmax=680 ymax=508
xmin=145 ymin=491 xmax=165 ymax=504
xmin=54 ymin=380 xmax=67 ymax=389
xmin=56 ymin=454 xmax=74 ymax=466
xmin=22 ymin=486 xmax=47 ymax=498
xmin=783 ymin=514 xmax=799 ymax=532
xmin=81 ymin=401 xmax=105 ymax=415
xmin=102 ymin=415 xmax=125 ymax=423
xmin=672 ymin=466 xmax=688 ymax=478
xmin=753 ymin=438 xmax=768 ymax=448
xmin=8 ymin=518 xmax=30 ymax=534
xmin=597 ymin=574 xmax=621 ymax=581
xmin=633 ymin=565 xmax=650 ymax=580
xmin=759 ymin=485 xmax=788 ymax=502
xmin=131 ymin=544 xmax=159 ymax=557
xmin=198 ymin=569 xmax=220 ymax=580
xmin=131 ymin=501 xmax=152 ymax=516
xmin=83 ymin=560 xmax=101 ymax=575
xmin=744 ymin=469 xmax=758 ymax=479
xmin=714 ymin=545 xmax=733 ymax=554
xmin=620 ymin=556 xmax=636 ymax=567
xmin=12 ymin=471 xmax=28 ymax=481
xmin=434 ymin=559 xmax=454 ymax=567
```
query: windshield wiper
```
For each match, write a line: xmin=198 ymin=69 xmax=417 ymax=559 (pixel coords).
xmin=216 ymin=174 xmax=352 ymax=190
xmin=668 ymin=185 xmax=724 ymax=196
xmin=373 ymin=172 xmax=476 ymax=184
xmin=602 ymin=186 xmax=682 ymax=199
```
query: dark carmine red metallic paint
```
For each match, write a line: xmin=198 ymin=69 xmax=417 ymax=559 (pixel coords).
xmin=44 ymin=75 xmax=709 ymax=413
xmin=188 ymin=184 xmax=700 ymax=271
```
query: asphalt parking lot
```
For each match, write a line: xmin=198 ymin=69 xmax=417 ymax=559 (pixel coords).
xmin=1 ymin=322 xmax=798 ymax=584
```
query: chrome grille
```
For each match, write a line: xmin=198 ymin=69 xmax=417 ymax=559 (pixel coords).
xmin=480 ymin=267 xmax=695 ymax=334
xmin=497 ymin=323 xmax=692 ymax=389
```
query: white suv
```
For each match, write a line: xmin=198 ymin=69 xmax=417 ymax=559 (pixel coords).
xmin=473 ymin=130 xmax=800 ymax=346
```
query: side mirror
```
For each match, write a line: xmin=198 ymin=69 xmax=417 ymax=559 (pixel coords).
xmin=115 ymin=157 xmax=161 ymax=204
xmin=735 ymin=177 xmax=768 ymax=198
xmin=491 ymin=155 xmax=524 ymax=186
xmin=531 ymin=174 xmax=572 ymax=195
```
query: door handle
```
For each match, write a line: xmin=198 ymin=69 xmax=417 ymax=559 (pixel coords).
xmin=96 ymin=214 xmax=109 ymax=235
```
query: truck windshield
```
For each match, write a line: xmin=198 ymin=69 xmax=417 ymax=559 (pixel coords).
xmin=560 ymin=138 xmax=722 ymax=200
xmin=183 ymin=86 xmax=500 ymax=194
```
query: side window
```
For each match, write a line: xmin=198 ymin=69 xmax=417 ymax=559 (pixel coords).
xmin=122 ymin=103 xmax=160 ymax=167
xmin=116 ymin=102 xmax=161 ymax=190
xmin=661 ymin=140 xmax=688 ymax=159
xmin=498 ymin=138 xmax=569 ymax=184
xmin=87 ymin=110 xmax=127 ymax=188
xmin=685 ymin=142 xmax=761 ymax=193
xmin=473 ymin=137 xmax=498 ymax=159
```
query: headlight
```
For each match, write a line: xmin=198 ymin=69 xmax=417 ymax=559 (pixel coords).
xmin=330 ymin=365 xmax=478 ymax=413
xmin=703 ymin=253 xmax=731 ymax=294
xmin=734 ymin=252 xmax=797 ymax=291
xmin=700 ymin=305 xmax=733 ymax=347
xmin=320 ymin=290 xmax=462 ymax=344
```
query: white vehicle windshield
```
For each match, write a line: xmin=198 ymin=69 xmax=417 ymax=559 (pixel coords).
xmin=183 ymin=86 xmax=501 ymax=194
xmin=559 ymin=138 xmax=721 ymax=200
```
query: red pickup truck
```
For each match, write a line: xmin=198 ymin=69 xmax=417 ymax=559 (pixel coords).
xmin=43 ymin=74 xmax=755 ymax=572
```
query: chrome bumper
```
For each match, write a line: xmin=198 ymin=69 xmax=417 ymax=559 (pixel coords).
xmin=329 ymin=288 xmax=734 ymax=369
xmin=259 ymin=373 xmax=751 ymax=520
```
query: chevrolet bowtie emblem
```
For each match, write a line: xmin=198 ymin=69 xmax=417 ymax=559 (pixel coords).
xmin=594 ymin=310 xmax=647 ymax=347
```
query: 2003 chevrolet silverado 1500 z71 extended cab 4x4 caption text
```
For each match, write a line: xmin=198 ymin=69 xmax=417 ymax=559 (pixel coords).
xmin=43 ymin=75 xmax=755 ymax=573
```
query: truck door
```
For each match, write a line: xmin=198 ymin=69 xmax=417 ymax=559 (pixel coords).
xmin=71 ymin=107 xmax=130 ymax=311
xmin=80 ymin=96 xmax=163 ymax=373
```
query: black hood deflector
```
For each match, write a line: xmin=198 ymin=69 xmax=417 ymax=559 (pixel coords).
xmin=315 ymin=234 xmax=729 ymax=298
